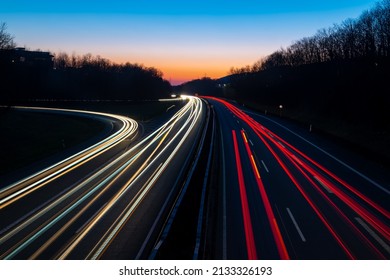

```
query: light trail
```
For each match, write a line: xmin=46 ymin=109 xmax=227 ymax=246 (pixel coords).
xmin=83 ymin=97 xmax=204 ymax=260
xmin=232 ymin=130 xmax=258 ymax=260
xmin=0 ymin=107 xmax=138 ymax=209
xmin=259 ymin=122 xmax=390 ymax=226
xmin=0 ymin=96 xmax=205 ymax=260
xmin=221 ymin=99 xmax=356 ymax=258
xmin=245 ymin=118 xmax=390 ymax=245
xmin=240 ymin=130 xmax=290 ymax=260
xmin=207 ymin=97 xmax=390 ymax=259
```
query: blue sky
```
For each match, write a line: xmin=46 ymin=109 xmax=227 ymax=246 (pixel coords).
xmin=0 ymin=0 xmax=380 ymax=84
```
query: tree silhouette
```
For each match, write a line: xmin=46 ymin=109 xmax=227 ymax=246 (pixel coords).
xmin=0 ymin=23 xmax=16 ymax=49
xmin=1 ymin=46 xmax=171 ymax=102
xmin=228 ymin=0 xmax=390 ymax=74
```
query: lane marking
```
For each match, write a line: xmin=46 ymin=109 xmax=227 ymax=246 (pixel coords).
xmin=355 ymin=217 xmax=390 ymax=254
xmin=291 ymin=155 xmax=303 ymax=166
xmin=250 ymin=155 xmax=261 ymax=179
xmin=166 ymin=105 xmax=175 ymax=112
xmin=261 ymin=160 xmax=270 ymax=173
xmin=286 ymin=208 xmax=306 ymax=242
xmin=249 ymin=139 xmax=254 ymax=146
xmin=154 ymin=240 xmax=163 ymax=251
xmin=313 ymin=176 xmax=333 ymax=193
xmin=277 ymin=141 xmax=285 ymax=148
xmin=242 ymin=131 xmax=248 ymax=143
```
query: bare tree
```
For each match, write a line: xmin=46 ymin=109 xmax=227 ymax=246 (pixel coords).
xmin=254 ymin=0 xmax=390 ymax=71
xmin=373 ymin=0 xmax=390 ymax=56
xmin=0 ymin=22 xmax=16 ymax=49
xmin=53 ymin=52 xmax=70 ymax=69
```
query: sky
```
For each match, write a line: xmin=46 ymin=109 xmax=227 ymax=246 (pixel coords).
xmin=0 ymin=0 xmax=380 ymax=85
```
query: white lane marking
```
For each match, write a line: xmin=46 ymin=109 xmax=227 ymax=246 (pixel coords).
xmin=286 ymin=208 xmax=306 ymax=242
xmin=291 ymin=155 xmax=303 ymax=166
xmin=249 ymin=139 xmax=254 ymax=146
xmin=154 ymin=240 xmax=163 ymax=251
xmin=355 ymin=217 xmax=390 ymax=254
xmin=277 ymin=141 xmax=285 ymax=148
xmin=313 ymin=176 xmax=333 ymax=193
xmin=261 ymin=160 xmax=270 ymax=173
xmin=246 ymin=111 xmax=390 ymax=196
xmin=236 ymin=120 xmax=239 ymax=124
xmin=166 ymin=105 xmax=175 ymax=112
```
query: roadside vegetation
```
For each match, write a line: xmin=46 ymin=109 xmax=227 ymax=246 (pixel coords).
xmin=0 ymin=23 xmax=171 ymax=103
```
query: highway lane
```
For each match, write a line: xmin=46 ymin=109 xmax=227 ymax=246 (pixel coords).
xmin=0 ymin=106 xmax=138 ymax=204
xmin=0 ymin=106 xmax=139 ymax=259
xmin=0 ymin=96 xmax=207 ymax=259
xmin=206 ymin=97 xmax=389 ymax=260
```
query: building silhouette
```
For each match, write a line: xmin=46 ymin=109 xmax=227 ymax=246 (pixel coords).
xmin=0 ymin=47 xmax=53 ymax=69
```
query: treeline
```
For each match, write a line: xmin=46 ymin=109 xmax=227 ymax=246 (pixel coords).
xmin=173 ymin=77 xmax=223 ymax=96
xmin=0 ymin=24 xmax=171 ymax=102
xmin=47 ymin=52 xmax=171 ymax=100
xmin=231 ymin=0 xmax=390 ymax=74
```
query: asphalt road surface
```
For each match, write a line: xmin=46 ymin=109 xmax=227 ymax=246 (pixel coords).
xmin=1 ymin=97 xmax=388 ymax=260
xmin=0 ymin=97 xmax=207 ymax=259
xmin=205 ymin=97 xmax=389 ymax=260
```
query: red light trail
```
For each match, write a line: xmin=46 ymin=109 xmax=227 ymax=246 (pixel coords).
xmin=206 ymin=96 xmax=389 ymax=259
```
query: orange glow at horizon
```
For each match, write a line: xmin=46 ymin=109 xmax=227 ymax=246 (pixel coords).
xmin=160 ymin=65 xmax=229 ymax=85
xmin=108 ymin=54 xmax=258 ymax=85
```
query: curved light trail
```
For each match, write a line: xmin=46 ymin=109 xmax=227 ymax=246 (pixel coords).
xmin=0 ymin=96 xmax=206 ymax=260
xmin=0 ymin=107 xmax=138 ymax=209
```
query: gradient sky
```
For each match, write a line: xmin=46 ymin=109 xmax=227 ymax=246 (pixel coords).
xmin=0 ymin=0 xmax=380 ymax=85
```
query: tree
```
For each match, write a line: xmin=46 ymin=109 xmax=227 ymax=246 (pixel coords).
xmin=0 ymin=23 xmax=16 ymax=49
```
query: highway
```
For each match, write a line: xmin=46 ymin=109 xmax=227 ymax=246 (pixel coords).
xmin=0 ymin=96 xmax=388 ymax=260
xmin=204 ymin=97 xmax=390 ymax=260
xmin=0 ymin=97 xmax=207 ymax=259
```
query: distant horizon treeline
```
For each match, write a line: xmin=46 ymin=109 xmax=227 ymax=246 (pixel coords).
xmin=0 ymin=24 xmax=171 ymax=102
xmin=49 ymin=52 xmax=171 ymax=100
